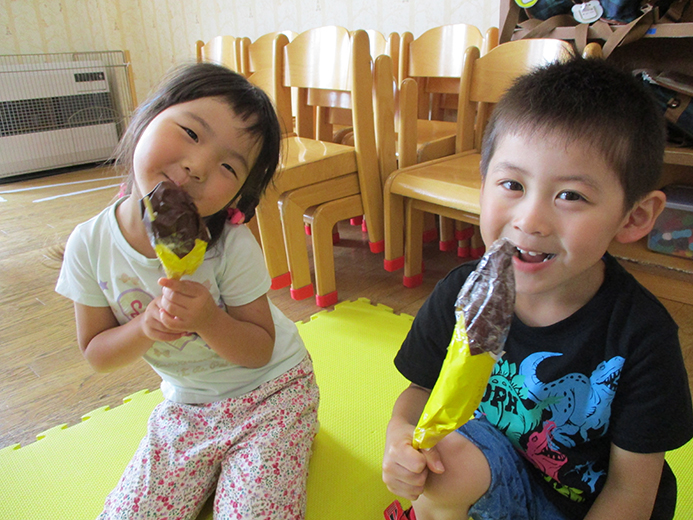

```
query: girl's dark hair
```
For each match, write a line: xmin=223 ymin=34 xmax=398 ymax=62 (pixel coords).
xmin=479 ymin=57 xmax=666 ymax=211
xmin=115 ymin=62 xmax=281 ymax=248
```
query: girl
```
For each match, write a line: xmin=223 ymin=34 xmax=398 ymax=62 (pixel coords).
xmin=56 ymin=63 xmax=319 ymax=519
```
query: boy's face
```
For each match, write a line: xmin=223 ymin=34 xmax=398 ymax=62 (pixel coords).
xmin=480 ymin=132 xmax=630 ymax=303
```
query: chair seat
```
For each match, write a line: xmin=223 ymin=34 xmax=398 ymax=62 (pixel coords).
xmin=276 ymin=136 xmax=357 ymax=190
xmin=415 ymin=119 xmax=457 ymax=144
xmin=256 ymin=136 xmax=358 ymax=289
xmin=389 ymin=151 xmax=482 ymax=213
xmin=415 ymin=120 xmax=457 ymax=163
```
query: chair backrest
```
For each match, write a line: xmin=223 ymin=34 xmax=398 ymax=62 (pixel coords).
xmin=373 ymin=53 xmax=398 ymax=187
xmin=456 ymin=38 xmax=575 ymax=153
xmin=284 ymin=27 xmax=382 ymax=225
xmin=283 ymin=26 xmax=354 ymax=141
xmin=248 ymin=30 xmax=298 ymax=74
xmin=366 ymin=30 xmax=401 ymax=83
xmin=399 ymin=24 xmax=485 ymax=121
xmin=196 ymin=35 xmax=249 ymax=75
xmin=246 ymin=34 xmax=294 ymax=137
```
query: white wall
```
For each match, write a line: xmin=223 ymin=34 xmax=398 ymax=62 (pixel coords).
xmin=0 ymin=0 xmax=500 ymax=103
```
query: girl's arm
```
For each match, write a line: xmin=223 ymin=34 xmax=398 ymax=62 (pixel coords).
xmin=584 ymin=444 xmax=664 ymax=520
xmin=75 ymin=298 xmax=184 ymax=372
xmin=157 ymin=278 xmax=275 ymax=368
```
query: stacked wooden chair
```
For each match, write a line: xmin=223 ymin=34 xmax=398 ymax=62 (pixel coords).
xmin=383 ymin=38 xmax=575 ymax=287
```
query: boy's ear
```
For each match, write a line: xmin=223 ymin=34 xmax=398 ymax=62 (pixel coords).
xmin=614 ymin=190 xmax=666 ymax=244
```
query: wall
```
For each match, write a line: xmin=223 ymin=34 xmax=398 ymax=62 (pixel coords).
xmin=0 ymin=0 xmax=499 ymax=104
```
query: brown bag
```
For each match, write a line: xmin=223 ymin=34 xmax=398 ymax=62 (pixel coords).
xmin=501 ymin=0 xmax=692 ymax=57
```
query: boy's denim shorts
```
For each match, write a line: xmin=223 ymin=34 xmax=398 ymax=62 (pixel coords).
xmin=457 ymin=417 xmax=570 ymax=520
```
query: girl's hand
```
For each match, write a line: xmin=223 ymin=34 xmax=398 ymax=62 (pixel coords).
xmin=382 ymin=420 xmax=445 ymax=501
xmin=157 ymin=277 xmax=217 ymax=334
xmin=141 ymin=297 xmax=189 ymax=342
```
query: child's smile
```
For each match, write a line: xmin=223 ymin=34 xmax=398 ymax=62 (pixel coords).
xmin=480 ymin=131 xmax=632 ymax=324
xmin=131 ymin=97 xmax=261 ymax=218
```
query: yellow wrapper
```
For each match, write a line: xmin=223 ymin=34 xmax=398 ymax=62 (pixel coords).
xmin=412 ymin=313 xmax=498 ymax=450
xmin=155 ymin=238 xmax=207 ymax=280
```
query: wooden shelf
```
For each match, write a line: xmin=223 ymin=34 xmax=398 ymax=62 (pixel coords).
xmin=609 ymin=238 xmax=693 ymax=305
xmin=665 ymin=146 xmax=693 ymax=167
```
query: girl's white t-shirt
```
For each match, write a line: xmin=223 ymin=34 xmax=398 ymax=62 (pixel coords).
xmin=56 ymin=200 xmax=307 ymax=404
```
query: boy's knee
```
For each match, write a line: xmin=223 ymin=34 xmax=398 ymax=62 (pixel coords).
xmin=417 ymin=432 xmax=491 ymax=512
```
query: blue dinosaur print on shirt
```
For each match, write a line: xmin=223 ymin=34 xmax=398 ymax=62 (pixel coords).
xmin=478 ymin=352 xmax=624 ymax=499
xmin=478 ymin=361 xmax=547 ymax=448
xmin=519 ymin=352 xmax=624 ymax=448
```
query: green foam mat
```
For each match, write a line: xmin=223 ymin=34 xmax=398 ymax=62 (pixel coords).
xmin=1 ymin=297 xmax=691 ymax=519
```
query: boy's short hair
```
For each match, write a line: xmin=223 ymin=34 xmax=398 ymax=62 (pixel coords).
xmin=479 ymin=57 xmax=666 ymax=210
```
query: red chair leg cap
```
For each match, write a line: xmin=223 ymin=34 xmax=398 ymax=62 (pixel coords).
xmin=458 ymin=246 xmax=471 ymax=258
xmin=384 ymin=256 xmax=404 ymax=272
xmin=271 ymin=272 xmax=291 ymax=290
xmin=455 ymin=227 xmax=474 ymax=241
xmin=332 ymin=232 xmax=340 ymax=245
xmin=439 ymin=240 xmax=456 ymax=252
xmin=350 ymin=216 xmax=363 ymax=226
xmin=290 ymin=284 xmax=314 ymax=301
xmin=316 ymin=291 xmax=338 ymax=307
xmin=304 ymin=224 xmax=312 ymax=236
xmin=403 ymin=273 xmax=423 ymax=288
xmin=422 ymin=228 xmax=438 ymax=243
xmin=369 ymin=240 xmax=384 ymax=254
xmin=471 ymin=247 xmax=486 ymax=259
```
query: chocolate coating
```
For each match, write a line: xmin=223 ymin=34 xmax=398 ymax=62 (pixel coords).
xmin=141 ymin=181 xmax=209 ymax=257
xmin=456 ymin=238 xmax=516 ymax=356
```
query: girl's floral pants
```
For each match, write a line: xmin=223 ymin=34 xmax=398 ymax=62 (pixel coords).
xmin=98 ymin=355 xmax=319 ymax=519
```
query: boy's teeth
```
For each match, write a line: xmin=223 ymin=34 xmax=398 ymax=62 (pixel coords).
xmin=516 ymin=247 xmax=555 ymax=263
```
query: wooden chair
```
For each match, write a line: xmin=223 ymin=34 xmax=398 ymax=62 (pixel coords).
xmin=288 ymin=52 xmax=397 ymax=306
xmin=253 ymin=27 xmax=381 ymax=300
xmin=247 ymin=30 xmax=298 ymax=74
xmin=195 ymin=35 xmax=249 ymax=74
xmin=331 ymin=30 xmax=400 ymax=145
xmin=383 ymin=38 xmax=575 ymax=287
xmin=397 ymin=25 xmax=497 ymax=254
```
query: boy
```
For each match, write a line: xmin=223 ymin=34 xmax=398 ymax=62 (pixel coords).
xmin=382 ymin=57 xmax=693 ymax=520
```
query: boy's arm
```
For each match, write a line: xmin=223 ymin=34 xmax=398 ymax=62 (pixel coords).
xmin=383 ymin=383 xmax=445 ymax=501
xmin=584 ymin=444 xmax=664 ymax=520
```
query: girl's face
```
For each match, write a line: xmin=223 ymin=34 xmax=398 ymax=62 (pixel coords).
xmin=132 ymin=97 xmax=262 ymax=218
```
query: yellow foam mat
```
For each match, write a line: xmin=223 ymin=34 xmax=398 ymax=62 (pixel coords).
xmin=0 ymin=298 xmax=411 ymax=519
xmin=1 ymin=297 xmax=690 ymax=519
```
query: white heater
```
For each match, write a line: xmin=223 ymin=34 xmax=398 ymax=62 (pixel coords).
xmin=0 ymin=59 xmax=121 ymax=179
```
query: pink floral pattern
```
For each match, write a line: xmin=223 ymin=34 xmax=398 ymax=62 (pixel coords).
xmin=99 ymin=356 xmax=319 ymax=519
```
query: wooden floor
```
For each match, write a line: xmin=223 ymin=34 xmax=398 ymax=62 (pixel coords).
xmin=1 ymin=166 xmax=692 ymax=450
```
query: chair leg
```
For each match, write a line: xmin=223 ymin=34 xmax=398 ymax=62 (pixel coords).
xmin=311 ymin=195 xmax=363 ymax=307
xmin=255 ymin=189 xmax=291 ymax=289
xmin=423 ymin=212 xmax=438 ymax=243
xmin=279 ymin=175 xmax=360 ymax=301
xmin=384 ymin=189 xmax=405 ymax=272
xmin=403 ymin=199 xmax=425 ymax=288
xmin=471 ymin=227 xmax=485 ymax=258
xmin=456 ymin=221 xmax=474 ymax=258
xmin=438 ymin=216 xmax=456 ymax=251
xmin=279 ymin=192 xmax=315 ymax=301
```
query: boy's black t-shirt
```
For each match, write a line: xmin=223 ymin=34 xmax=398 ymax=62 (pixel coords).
xmin=395 ymin=253 xmax=693 ymax=519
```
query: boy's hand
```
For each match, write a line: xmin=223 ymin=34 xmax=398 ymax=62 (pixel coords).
xmin=382 ymin=420 xmax=445 ymax=501
xmin=157 ymin=277 xmax=217 ymax=335
xmin=141 ymin=297 xmax=188 ymax=342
